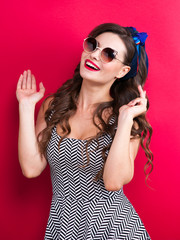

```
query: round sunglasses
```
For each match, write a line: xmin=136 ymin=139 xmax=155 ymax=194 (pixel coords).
xmin=83 ymin=37 xmax=125 ymax=64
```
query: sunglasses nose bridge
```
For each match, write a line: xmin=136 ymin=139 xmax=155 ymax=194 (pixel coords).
xmin=96 ymin=46 xmax=102 ymax=52
xmin=89 ymin=46 xmax=102 ymax=60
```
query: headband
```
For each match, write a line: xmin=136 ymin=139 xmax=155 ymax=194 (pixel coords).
xmin=120 ymin=27 xmax=148 ymax=81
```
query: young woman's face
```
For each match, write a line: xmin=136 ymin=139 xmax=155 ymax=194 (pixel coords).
xmin=80 ymin=32 xmax=129 ymax=87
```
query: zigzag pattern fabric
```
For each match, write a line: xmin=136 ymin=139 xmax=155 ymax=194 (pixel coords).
xmin=44 ymin=126 xmax=151 ymax=240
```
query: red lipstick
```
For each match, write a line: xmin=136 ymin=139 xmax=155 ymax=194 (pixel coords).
xmin=84 ymin=59 xmax=100 ymax=71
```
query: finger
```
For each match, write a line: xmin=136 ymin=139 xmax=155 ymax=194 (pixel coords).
xmin=128 ymin=97 xmax=147 ymax=107
xmin=22 ymin=70 xmax=27 ymax=89
xmin=128 ymin=97 xmax=142 ymax=104
xmin=132 ymin=105 xmax=147 ymax=116
xmin=128 ymin=99 xmax=142 ymax=106
xmin=138 ymin=85 xmax=146 ymax=98
xmin=39 ymin=82 xmax=45 ymax=95
xmin=17 ymin=74 xmax=23 ymax=89
xmin=27 ymin=69 xmax=32 ymax=89
xmin=31 ymin=74 xmax=37 ymax=91
xmin=137 ymin=85 xmax=143 ymax=97
xmin=128 ymin=100 xmax=147 ymax=115
xmin=134 ymin=101 xmax=147 ymax=111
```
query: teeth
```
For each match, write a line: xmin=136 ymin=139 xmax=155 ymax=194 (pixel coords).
xmin=86 ymin=61 xmax=99 ymax=70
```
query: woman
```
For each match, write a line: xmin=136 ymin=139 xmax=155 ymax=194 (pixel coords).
xmin=16 ymin=23 xmax=153 ymax=239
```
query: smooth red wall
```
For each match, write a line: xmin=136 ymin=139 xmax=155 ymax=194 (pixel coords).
xmin=1 ymin=0 xmax=180 ymax=239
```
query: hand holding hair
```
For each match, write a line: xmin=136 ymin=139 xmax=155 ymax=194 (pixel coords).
xmin=118 ymin=85 xmax=147 ymax=122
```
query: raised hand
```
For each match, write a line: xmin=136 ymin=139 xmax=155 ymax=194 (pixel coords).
xmin=16 ymin=69 xmax=45 ymax=105
xmin=119 ymin=85 xmax=147 ymax=121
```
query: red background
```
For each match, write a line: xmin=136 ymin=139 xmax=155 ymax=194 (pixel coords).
xmin=1 ymin=0 xmax=180 ymax=239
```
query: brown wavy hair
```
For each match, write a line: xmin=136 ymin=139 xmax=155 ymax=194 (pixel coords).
xmin=38 ymin=23 xmax=153 ymax=186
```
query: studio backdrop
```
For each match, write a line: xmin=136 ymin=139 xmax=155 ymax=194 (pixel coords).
xmin=0 ymin=0 xmax=179 ymax=239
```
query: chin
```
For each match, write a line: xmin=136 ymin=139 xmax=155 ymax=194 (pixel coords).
xmin=80 ymin=62 xmax=99 ymax=82
xmin=80 ymin=70 xmax=97 ymax=83
xmin=79 ymin=63 xmax=92 ymax=80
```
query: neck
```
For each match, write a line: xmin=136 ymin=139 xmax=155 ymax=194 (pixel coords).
xmin=77 ymin=78 xmax=113 ymax=112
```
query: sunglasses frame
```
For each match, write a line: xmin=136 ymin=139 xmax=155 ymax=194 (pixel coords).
xmin=83 ymin=37 xmax=125 ymax=64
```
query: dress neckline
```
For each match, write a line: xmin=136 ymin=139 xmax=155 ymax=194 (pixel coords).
xmin=53 ymin=115 xmax=116 ymax=143
xmin=54 ymin=125 xmax=88 ymax=142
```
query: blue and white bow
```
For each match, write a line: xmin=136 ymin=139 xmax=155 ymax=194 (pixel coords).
xmin=120 ymin=27 xmax=148 ymax=81
xmin=130 ymin=27 xmax=148 ymax=61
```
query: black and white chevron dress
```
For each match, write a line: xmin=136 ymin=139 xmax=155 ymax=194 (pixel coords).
xmin=44 ymin=125 xmax=151 ymax=240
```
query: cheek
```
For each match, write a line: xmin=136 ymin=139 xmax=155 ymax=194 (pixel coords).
xmin=103 ymin=64 xmax=120 ymax=76
xmin=80 ymin=52 xmax=84 ymax=62
xmin=80 ymin=52 xmax=85 ymax=69
xmin=81 ymin=51 xmax=90 ymax=61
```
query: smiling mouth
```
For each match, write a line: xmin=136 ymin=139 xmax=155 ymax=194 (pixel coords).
xmin=84 ymin=60 xmax=100 ymax=71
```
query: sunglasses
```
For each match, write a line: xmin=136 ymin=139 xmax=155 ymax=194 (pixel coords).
xmin=83 ymin=37 xmax=125 ymax=64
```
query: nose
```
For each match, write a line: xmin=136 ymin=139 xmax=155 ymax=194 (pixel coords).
xmin=89 ymin=47 xmax=101 ymax=61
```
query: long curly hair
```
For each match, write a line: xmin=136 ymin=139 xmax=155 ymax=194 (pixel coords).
xmin=38 ymin=23 xmax=153 ymax=185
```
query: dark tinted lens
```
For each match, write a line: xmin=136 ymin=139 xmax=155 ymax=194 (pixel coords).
xmin=84 ymin=37 xmax=97 ymax=52
xmin=101 ymin=48 xmax=116 ymax=63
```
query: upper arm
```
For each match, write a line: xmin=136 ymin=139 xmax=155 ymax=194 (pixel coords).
xmin=129 ymin=121 xmax=141 ymax=160
xmin=33 ymin=96 xmax=54 ymax=171
xmin=128 ymin=121 xmax=141 ymax=180
xmin=129 ymin=137 xmax=141 ymax=162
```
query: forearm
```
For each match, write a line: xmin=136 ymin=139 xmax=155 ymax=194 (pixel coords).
xmin=103 ymin=115 xmax=134 ymax=191
xmin=18 ymin=102 xmax=45 ymax=177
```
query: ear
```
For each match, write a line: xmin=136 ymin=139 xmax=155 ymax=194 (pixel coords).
xmin=115 ymin=66 xmax=131 ymax=79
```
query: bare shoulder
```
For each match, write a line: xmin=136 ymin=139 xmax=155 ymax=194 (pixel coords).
xmin=42 ymin=95 xmax=54 ymax=112
xmin=35 ymin=96 xmax=54 ymax=136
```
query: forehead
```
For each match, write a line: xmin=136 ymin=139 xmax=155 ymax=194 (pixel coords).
xmin=95 ymin=32 xmax=127 ymax=56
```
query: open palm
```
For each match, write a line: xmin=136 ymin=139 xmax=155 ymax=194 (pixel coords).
xmin=16 ymin=69 xmax=45 ymax=105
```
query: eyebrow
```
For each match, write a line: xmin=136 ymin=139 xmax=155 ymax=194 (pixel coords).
xmin=95 ymin=38 xmax=119 ymax=55
xmin=96 ymin=39 xmax=116 ymax=51
xmin=96 ymin=40 xmax=100 ymax=47
xmin=97 ymin=41 xmax=112 ymax=50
